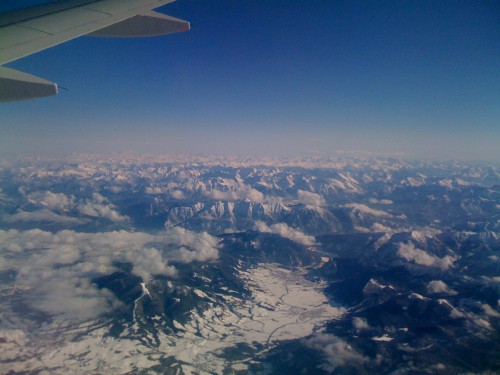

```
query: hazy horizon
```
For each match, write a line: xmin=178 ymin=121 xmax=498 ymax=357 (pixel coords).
xmin=1 ymin=0 xmax=499 ymax=162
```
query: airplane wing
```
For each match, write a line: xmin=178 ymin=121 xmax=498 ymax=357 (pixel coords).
xmin=0 ymin=0 xmax=189 ymax=101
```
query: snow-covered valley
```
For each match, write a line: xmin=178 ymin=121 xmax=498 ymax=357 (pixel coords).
xmin=0 ymin=262 xmax=342 ymax=374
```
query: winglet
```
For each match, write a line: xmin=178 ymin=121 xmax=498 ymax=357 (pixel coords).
xmin=0 ymin=66 xmax=58 ymax=102
xmin=89 ymin=11 xmax=190 ymax=38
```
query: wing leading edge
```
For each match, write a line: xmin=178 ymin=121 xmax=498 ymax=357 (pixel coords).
xmin=0 ymin=0 xmax=189 ymax=101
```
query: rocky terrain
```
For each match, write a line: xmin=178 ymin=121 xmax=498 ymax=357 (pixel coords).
xmin=0 ymin=154 xmax=498 ymax=374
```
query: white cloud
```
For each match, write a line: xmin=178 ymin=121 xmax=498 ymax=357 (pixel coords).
xmin=304 ymin=333 xmax=368 ymax=372
xmin=0 ymin=187 xmax=8 ymax=202
xmin=145 ymin=186 xmax=163 ymax=194
xmin=178 ymin=246 xmax=219 ymax=263
xmin=352 ymin=317 xmax=370 ymax=330
xmin=4 ymin=209 xmax=89 ymax=225
xmin=245 ymin=188 xmax=265 ymax=203
xmin=12 ymin=190 xmax=128 ymax=223
xmin=254 ymin=221 xmax=315 ymax=246
xmin=344 ymin=203 xmax=391 ymax=217
xmin=77 ymin=201 xmax=127 ymax=222
xmin=108 ymin=186 xmax=124 ymax=193
xmin=355 ymin=222 xmax=394 ymax=233
xmin=370 ymin=223 xmax=393 ymax=232
xmin=0 ymin=255 xmax=7 ymax=271
xmin=171 ymin=190 xmax=185 ymax=200
xmin=0 ymin=228 xmax=219 ymax=322
xmin=126 ymin=247 xmax=178 ymax=281
xmin=354 ymin=226 xmax=370 ymax=233
xmin=368 ymin=198 xmax=393 ymax=205
xmin=26 ymin=278 xmax=121 ymax=321
xmin=427 ymin=280 xmax=457 ymax=295
xmin=297 ymin=190 xmax=325 ymax=206
xmin=92 ymin=192 xmax=106 ymax=204
xmin=76 ymin=192 xmax=128 ymax=222
xmin=28 ymin=191 xmax=74 ymax=212
xmin=164 ymin=227 xmax=220 ymax=263
xmin=443 ymin=300 xmax=494 ymax=330
xmin=204 ymin=184 xmax=264 ymax=203
xmin=481 ymin=304 xmax=500 ymax=318
xmin=205 ymin=190 xmax=239 ymax=201
xmin=481 ymin=276 xmax=500 ymax=284
xmin=397 ymin=242 xmax=455 ymax=270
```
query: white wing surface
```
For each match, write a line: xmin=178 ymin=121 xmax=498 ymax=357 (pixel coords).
xmin=0 ymin=0 xmax=189 ymax=101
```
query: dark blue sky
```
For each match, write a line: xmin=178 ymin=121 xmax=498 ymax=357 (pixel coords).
xmin=1 ymin=0 xmax=499 ymax=160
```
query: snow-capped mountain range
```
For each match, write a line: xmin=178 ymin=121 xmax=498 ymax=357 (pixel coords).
xmin=0 ymin=154 xmax=498 ymax=374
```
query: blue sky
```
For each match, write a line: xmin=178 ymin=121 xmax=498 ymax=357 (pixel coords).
xmin=1 ymin=0 xmax=499 ymax=161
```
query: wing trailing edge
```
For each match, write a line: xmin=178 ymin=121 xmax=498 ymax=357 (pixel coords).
xmin=90 ymin=11 xmax=189 ymax=38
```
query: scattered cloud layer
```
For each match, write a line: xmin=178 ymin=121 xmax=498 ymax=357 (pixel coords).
xmin=4 ymin=209 xmax=89 ymax=225
xmin=368 ymin=198 xmax=393 ymax=205
xmin=356 ymin=223 xmax=394 ymax=233
xmin=6 ymin=190 xmax=127 ymax=224
xmin=77 ymin=193 xmax=127 ymax=222
xmin=297 ymin=190 xmax=325 ymax=206
xmin=304 ymin=333 xmax=368 ymax=372
xmin=427 ymin=280 xmax=457 ymax=295
xmin=370 ymin=223 xmax=393 ymax=232
xmin=481 ymin=304 xmax=500 ymax=318
xmin=28 ymin=191 xmax=74 ymax=211
xmin=397 ymin=242 xmax=455 ymax=270
xmin=204 ymin=184 xmax=264 ymax=203
xmin=344 ymin=203 xmax=392 ymax=217
xmin=0 ymin=228 xmax=219 ymax=322
xmin=352 ymin=317 xmax=370 ymax=330
xmin=254 ymin=221 xmax=315 ymax=246
xmin=171 ymin=190 xmax=185 ymax=200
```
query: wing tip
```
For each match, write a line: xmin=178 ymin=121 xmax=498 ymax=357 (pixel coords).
xmin=0 ymin=66 xmax=58 ymax=102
